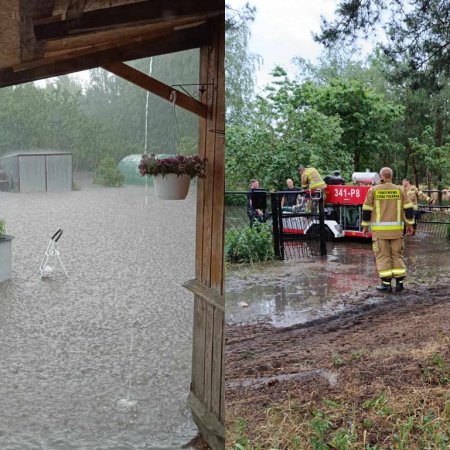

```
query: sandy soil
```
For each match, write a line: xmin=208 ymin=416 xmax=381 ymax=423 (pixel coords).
xmin=225 ymin=279 xmax=450 ymax=445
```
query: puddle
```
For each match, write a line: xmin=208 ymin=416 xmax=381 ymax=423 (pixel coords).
xmin=226 ymin=236 xmax=450 ymax=327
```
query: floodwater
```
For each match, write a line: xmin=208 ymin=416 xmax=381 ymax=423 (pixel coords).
xmin=226 ymin=233 xmax=450 ymax=328
xmin=0 ymin=177 xmax=197 ymax=449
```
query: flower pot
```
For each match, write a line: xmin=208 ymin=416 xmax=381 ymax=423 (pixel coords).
xmin=0 ymin=235 xmax=13 ymax=282
xmin=153 ymin=174 xmax=191 ymax=200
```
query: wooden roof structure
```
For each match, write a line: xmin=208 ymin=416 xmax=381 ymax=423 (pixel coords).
xmin=0 ymin=0 xmax=222 ymax=89
xmin=0 ymin=1 xmax=225 ymax=449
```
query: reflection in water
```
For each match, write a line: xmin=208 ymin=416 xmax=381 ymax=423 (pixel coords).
xmin=226 ymin=237 xmax=450 ymax=328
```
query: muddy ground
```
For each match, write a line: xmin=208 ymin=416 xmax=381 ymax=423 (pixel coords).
xmin=225 ymin=278 xmax=450 ymax=447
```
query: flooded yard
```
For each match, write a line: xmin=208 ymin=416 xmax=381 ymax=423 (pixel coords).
xmin=225 ymin=232 xmax=450 ymax=448
xmin=226 ymin=234 xmax=450 ymax=327
xmin=0 ymin=178 xmax=197 ymax=449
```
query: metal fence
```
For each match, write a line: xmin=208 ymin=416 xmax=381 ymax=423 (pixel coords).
xmin=421 ymin=189 xmax=450 ymax=206
xmin=271 ymin=190 xmax=327 ymax=259
xmin=416 ymin=206 xmax=450 ymax=238
xmin=416 ymin=190 xmax=450 ymax=238
xmin=225 ymin=190 xmax=327 ymax=262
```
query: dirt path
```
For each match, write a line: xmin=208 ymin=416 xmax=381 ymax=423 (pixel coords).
xmin=225 ymin=280 xmax=450 ymax=447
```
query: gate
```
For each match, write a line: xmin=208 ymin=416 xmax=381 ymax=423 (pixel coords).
xmin=224 ymin=190 xmax=327 ymax=262
xmin=416 ymin=205 xmax=450 ymax=238
xmin=271 ymin=190 xmax=327 ymax=259
xmin=416 ymin=190 xmax=450 ymax=238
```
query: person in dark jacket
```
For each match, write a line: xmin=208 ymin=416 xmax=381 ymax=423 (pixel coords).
xmin=281 ymin=178 xmax=301 ymax=208
xmin=247 ymin=179 xmax=267 ymax=226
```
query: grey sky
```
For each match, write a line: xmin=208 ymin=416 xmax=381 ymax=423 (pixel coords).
xmin=228 ymin=0 xmax=339 ymax=87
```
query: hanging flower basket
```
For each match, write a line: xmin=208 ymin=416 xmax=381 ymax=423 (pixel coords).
xmin=153 ymin=173 xmax=191 ymax=200
xmin=138 ymin=153 xmax=207 ymax=200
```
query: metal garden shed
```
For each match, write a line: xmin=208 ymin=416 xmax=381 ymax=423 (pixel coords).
xmin=0 ymin=152 xmax=73 ymax=193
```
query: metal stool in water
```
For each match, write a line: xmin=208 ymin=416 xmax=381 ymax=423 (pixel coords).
xmin=37 ymin=229 xmax=69 ymax=280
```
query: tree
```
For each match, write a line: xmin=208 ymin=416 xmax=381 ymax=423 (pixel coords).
xmin=225 ymin=3 xmax=261 ymax=124
xmin=226 ymin=68 xmax=347 ymax=190
xmin=83 ymin=50 xmax=199 ymax=156
xmin=311 ymin=78 xmax=404 ymax=172
xmin=315 ymin=0 xmax=450 ymax=90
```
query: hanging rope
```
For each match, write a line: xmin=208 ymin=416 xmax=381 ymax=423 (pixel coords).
xmin=143 ymin=57 xmax=153 ymax=208
xmin=144 ymin=57 xmax=153 ymax=154
xmin=170 ymin=90 xmax=185 ymax=154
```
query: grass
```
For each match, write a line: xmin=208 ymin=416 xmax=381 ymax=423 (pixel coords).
xmin=420 ymin=353 xmax=450 ymax=385
xmin=227 ymin=390 xmax=450 ymax=449
xmin=226 ymin=352 xmax=450 ymax=449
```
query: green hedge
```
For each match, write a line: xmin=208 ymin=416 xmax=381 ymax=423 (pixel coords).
xmin=225 ymin=222 xmax=275 ymax=263
xmin=94 ymin=156 xmax=124 ymax=187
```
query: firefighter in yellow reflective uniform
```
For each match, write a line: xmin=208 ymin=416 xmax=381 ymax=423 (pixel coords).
xmin=298 ymin=166 xmax=327 ymax=213
xmin=361 ymin=167 xmax=415 ymax=292
xmin=402 ymin=178 xmax=434 ymax=234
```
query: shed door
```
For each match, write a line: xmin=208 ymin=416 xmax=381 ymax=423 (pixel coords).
xmin=46 ymin=155 xmax=72 ymax=192
xmin=19 ymin=156 xmax=46 ymax=192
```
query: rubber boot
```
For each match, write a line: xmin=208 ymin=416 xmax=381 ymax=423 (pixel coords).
xmin=376 ymin=278 xmax=392 ymax=292
xmin=395 ymin=277 xmax=405 ymax=292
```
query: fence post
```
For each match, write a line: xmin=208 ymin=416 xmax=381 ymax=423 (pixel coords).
xmin=318 ymin=195 xmax=327 ymax=256
xmin=271 ymin=193 xmax=282 ymax=259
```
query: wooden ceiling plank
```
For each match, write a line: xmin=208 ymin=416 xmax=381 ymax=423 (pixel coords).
xmin=0 ymin=21 xmax=212 ymax=87
xmin=14 ymin=26 xmax=173 ymax=71
xmin=34 ymin=0 xmax=223 ymax=41
xmin=44 ymin=15 xmax=209 ymax=54
xmin=103 ymin=62 xmax=207 ymax=118
xmin=33 ymin=14 xmax=63 ymax=26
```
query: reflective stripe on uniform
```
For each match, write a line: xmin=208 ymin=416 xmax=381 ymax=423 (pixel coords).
xmin=361 ymin=221 xmax=370 ymax=227
xmin=403 ymin=202 xmax=414 ymax=209
xmin=371 ymin=221 xmax=404 ymax=231
xmin=362 ymin=204 xmax=373 ymax=211
xmin=397 ymin=197 xmax=401 ymax=222
xmin=310 ymin=181 xmax=326 ymax=189
xmin=372 ymin=225 xmax=404 ymax=231
xmin=379 ymin=269 xmax=393 ymax=278
xmin=392 ymin=267 xmax=406 ymax=276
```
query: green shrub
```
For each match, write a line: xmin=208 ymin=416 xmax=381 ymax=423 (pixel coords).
xmin=225 ymin=222 xmax=275 ymax=263
xmin=225 ymin=192 xmax=247 ymax=206
xmin=94 ymin=156 xmax=124 ymax=187
xmin=0 ymin=218 xmax=5 ymax=235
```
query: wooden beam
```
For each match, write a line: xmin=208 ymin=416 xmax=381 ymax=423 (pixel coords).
xmin=103 ymin=62 xmax=207 ymax=119
xmin=44 ymin=16 xmax=208 ymax=55
xmin=34 ymin=0 xmax=223 ymax=41
xmin=188 ymin=391 xmax=224 ymax=450
xmin=190 ymin=14 xmax=225 ymax=450
xmin=14 ymin=25 xmax=173 ymax=71
xmin=183 ymin=278 xmax=224 ymax=311
xmin=0 ymin=22 xmax=212 ymax=88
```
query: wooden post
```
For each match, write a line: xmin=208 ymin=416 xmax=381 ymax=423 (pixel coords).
xmin=184 ymin=13 xmax=225 ymax=450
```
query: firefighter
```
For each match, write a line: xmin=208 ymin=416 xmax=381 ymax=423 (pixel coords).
xmin=361 ymin=167 xmax=415 ymax=292
xmin=402 ymin=177 xmax=434 ymax=234
xmin=297 ymin=166 xmax=327 ymax=213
